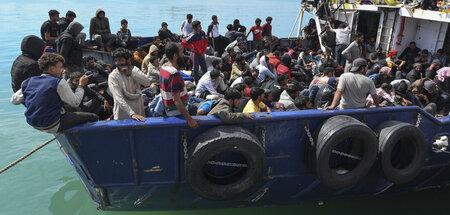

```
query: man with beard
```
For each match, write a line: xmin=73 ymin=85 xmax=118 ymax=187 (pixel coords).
xmin=182 ymin=20 xmax=208 ymax=84
xmin=342 ymin=33 xmax=364 ymax=73
xmin=159 ymin=43 xmax=199 ymax=129
xmin=40 ymin=9 xmax=60 ymax=47
xmin=406 ymin=63 xmax=424 ymax=83
xmin=108 ymin=48 xmax=150 ymax=121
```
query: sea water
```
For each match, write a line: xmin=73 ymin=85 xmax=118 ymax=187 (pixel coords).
xmin=0 ymin=0 xmax=449 ymax=214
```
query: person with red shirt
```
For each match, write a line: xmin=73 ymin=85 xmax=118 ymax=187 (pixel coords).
xmin=277 ymin=54 xmax=293 ymax=79
xmin=269 ymin=51 xmax=281 ymax=69
xmin=182 ymin=20 xmax=207 ymax=84
xmin=159 ymin=43 xmax=199 ymax=128
xmin=262 ymin=16 xmax=279 ymax=50
xmin=246 ymin=18 xmax=263 ymax=51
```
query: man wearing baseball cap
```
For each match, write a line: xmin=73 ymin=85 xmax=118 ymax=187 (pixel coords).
xmin=326 ymin=58 xmax=380 ymax=109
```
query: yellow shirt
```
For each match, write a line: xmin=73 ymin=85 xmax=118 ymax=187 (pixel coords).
xmin=243 ymin=100 xmax=266 ymax=113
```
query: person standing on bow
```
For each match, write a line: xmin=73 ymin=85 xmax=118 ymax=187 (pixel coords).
xmin=182 ymin=20 xmax=207 ymax=84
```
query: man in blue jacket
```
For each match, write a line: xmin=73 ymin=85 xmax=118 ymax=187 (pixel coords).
xmin=11 ymin=53 xmax=98 ymax=133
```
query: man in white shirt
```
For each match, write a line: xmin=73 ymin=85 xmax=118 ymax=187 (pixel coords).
xmin=195 ymin=69 xmax=227 ymax=100
xmin=326 ymin=58 xmax=380 ymax=109
xmin=207 ymin=15 xmax=229 ymax=55
xmin=180 ymin=14 xmax=193 ymax=38
xmin=334 ymin=23 xmax=351 ymax=67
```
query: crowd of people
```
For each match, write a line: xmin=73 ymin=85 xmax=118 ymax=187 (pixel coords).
xmin=9 ymin=8 xmax=450 ymax=133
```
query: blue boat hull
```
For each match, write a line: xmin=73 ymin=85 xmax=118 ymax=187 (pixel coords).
xmin=56 ymin=106 xmax=450 ymax=211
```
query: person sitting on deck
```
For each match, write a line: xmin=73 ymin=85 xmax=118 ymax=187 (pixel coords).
xmin=425 ymin=59 xmax=442 ymax=80
xmin=56 ymin=22 xmax=86 ymax=69
xmin=158 ymin=22 xmax=179 ymax=42
xmin=294 ymin=95 xmax=313 ymax=110
xmin=326 ymin=58 xmax=380 ymax=109
xmin=225 ymin=24 xmax=245 ymax=42
xmin=108 ymin=48 xmax=150 ymax=121
xmin=67 ymin=71 xmax=111 ymax=120
xmin=141 ymin=44 xmax=159 ymax=75
xmin=10 ymin=35 xmax=46 ymax=93
xmin=256 ymin=55 xmax=277 ymax=84
xmin=279 ymin=84 xmax=302 ymax=111
xmin=59 ymin=10 xmax=85 ymax=45
xmin=230 ymin=55 xmax=251 ymax=83
xmin=431 ymin=49 xmax=448 ymax=67
xmin=406 ymin=63 xmax=424 ymax=83
xmin=116 ymin=19 xmax=141 ymax=50
xmin=369 ymin=46 xmax=385 ymax=66
xmin=243 ymin=87 xmax=271 ymax=113
xmin=146 ymin=55 xmax=160 ymax=91
xmin=89 ymin=9 xmax=116 ymax=52
xmin=40 ymin=9 xmax=60 ymax=47
xmin=159 ymin=42 xmax=199 ymax=128
xmin=399 ymin=41 xmax=421 ymax=66
xmin=11 ymin=53 xmax=98 ymax=133
xmin=263 ymin=89 xmax=284 ymax=111
xmin=409 ymin=78 xmax=440 ymax=115
xmin=208 ymin=88 xmax=254 ymax=123
xmin=84 ymin=56 xmax=110 ymax=94
xmin=195 ymin=69 xmax=227 ymax=100
xmin=180 ymin=14 xmax=194 ymax=38
xmin=182 ymin=20 xmax=208 ymax=84
xmin=386 ymin=50 xmax=406 ymax=77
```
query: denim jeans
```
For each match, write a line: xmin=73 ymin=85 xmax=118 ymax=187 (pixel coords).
xmin=335 ymin=44 xmax=347 ymax=67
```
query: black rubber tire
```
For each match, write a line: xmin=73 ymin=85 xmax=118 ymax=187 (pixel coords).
xmin=186 ymin=126 xmax=266 ymax=200
xmin=375 ymin=120 xmax=426 ymax=184
xmin=312 ymin=115 xmax=378 ymax=189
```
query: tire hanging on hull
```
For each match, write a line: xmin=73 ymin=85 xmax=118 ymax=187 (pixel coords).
xmin=185 ymin=126 xmax=266 ymax=200
xmin=375 ymin=120 xmax=426 ymax=184
xmin=310 ymin=115 xmax=378 ymax=189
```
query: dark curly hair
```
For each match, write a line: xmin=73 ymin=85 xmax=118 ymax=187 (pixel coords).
xmin=112 ymin=48 xmax=133 ymax=60
xmin=39 ymin=53 xmax=65 ymax=72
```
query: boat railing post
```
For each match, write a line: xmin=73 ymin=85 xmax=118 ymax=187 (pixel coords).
xmin=297 ymin=7 xmax=305 ymax=38
xmin=289 ymin=7 xmax=303 ymax=39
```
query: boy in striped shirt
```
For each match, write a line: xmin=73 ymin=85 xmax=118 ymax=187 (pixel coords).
xmin=159 ymin=43 xmax=199 ymax=129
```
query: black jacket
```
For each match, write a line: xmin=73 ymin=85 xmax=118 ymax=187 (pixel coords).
xmin=10 ymin=35 xmax=45 ymax=92
xmin=56 ymin=22 xmax=84 ymax=67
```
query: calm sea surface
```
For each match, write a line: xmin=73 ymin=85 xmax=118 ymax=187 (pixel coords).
xmin=0 ymin=0 xmax=449 ymax=214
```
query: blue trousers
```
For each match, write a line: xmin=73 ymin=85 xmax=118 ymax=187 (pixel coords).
xmin=192 ymin=53 xmax=207 ymax=84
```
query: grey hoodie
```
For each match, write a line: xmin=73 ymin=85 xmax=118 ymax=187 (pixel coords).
xmin=278 ymin=90 xmax=299 ymax=111
xmin=89 ymin=9 xmax=111 ymax=37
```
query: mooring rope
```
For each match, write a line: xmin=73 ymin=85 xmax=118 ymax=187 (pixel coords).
xmin=0 ymin=137 xmax=56 ymax=174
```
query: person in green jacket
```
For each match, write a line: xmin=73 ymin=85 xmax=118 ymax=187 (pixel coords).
xmin=208 ymin=88 xmax=254 ymax=124
xmin=89 ymin=9 xmax=116 ymax=52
